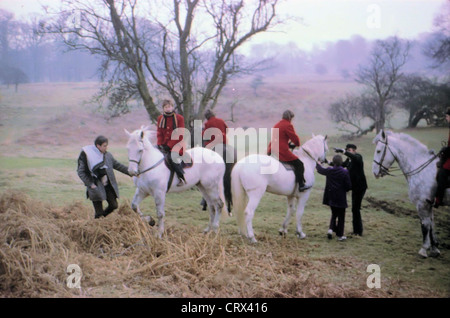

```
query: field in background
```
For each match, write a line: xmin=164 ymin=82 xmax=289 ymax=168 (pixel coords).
xmin=0 ymin=79 xmax=449 ymax=298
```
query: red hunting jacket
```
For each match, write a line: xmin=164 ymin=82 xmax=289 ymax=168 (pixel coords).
xmin=157 ymin=112 xmax=185 ymax=155
xmin=202 ymin=116 xmax=228 ymax=147
xmin=444 ymin=128 xmax=450 ymax=170
xmin=267 ymin=118 xmax=301 ymax=162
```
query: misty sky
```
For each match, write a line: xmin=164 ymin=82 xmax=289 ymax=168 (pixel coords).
xmin=0 ymin=0 xmax=446 ymax=51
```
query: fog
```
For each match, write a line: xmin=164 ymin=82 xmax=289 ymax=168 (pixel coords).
xmin=0 ymin=6 xmax=447 ymax=88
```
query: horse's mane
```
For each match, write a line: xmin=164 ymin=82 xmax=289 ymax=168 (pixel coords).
xmin=293 ymin=134 xmax=325 ymax=158
xmin=385 ymin=131 xmax=429 ymax=153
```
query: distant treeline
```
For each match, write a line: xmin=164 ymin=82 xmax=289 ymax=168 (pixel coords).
xmin=1 ymin=9 xmax=100 ymax=85
xmin=249 ymin=34 xmax=447 ymax=78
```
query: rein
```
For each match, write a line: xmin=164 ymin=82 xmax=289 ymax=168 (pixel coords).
xmin=129 ymin=157 xmax=164 ymax=176
xmin=374 ymin=136 xmax=438 ymax=178
xmin=129 ymin=143 xmax=164 ymax=176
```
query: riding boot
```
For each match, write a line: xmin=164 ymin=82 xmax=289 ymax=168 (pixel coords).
xmin=434 ymin=167 xmax=450 ymax=208
xmin=291 ymin=159 xmax=306 ymax=190
xmin=200 ymin=198 xmax=208 ymax=211
xmin=172 ymin=161 xmax=186 ymax=186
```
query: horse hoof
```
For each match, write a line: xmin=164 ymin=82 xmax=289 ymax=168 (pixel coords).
xmin=142 ymin=216 xmax=155 ymax=226
xmin=296 ymin=232 xmax=306 ymax=239
xmin=418 ymin=248 xmax=428 ymax=258
xmin=430 ymin=248 xmax=441 ymax=258
xmin=279 ymin=230 xmax=287 ymax=237
xmin=248 ymin=237 xmax=258 ymax=244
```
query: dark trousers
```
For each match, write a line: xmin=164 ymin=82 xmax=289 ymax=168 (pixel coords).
xmin=286 ymin=159 xmax=305 ymax=188
xmin=167 ymin=152 xmax=186 ymax=181
xmin=329 ymin=206 xmax=346 ymax=237
xmin=435 ymin=167 xmax=450 ymax=202
xmin=92 ymin=184 xmax=118 ymax=218
xmin=351 ymin=188 xmax=366 ymax=235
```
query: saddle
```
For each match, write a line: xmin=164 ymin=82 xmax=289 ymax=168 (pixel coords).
xmin=281 ymin=161 xmax=295 ymax=171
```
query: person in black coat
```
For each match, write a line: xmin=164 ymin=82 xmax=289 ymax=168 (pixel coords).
xmin=77 ymin=135 xmax=132 ymax=219
xmin=335 ymin=144 xmax=368 ymax=236
xmin=316 ymin=155 xmax=352 ymax=241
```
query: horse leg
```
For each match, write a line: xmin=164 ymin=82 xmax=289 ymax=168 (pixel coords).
xmin=153 ymin=189 xmax=166 ymax=239
xmin=429 ymin=212 xmax=441 ymax=257
xmin=198 ymin=183 xmax=223 ymax=233
xmin=279 ymin=195 xmax=297 ymax=237
xmin=243 ymin=188 xmax=265 ymax=243
xmin=417 ymin=201 xmax=442 ymax=258
xmin=131 ymin=188 xmax=155 ymax=225
xmin=295 ymin=190 xmax=312 ymax=239
xmin=419 ymin=216 xmax=432 ymax=258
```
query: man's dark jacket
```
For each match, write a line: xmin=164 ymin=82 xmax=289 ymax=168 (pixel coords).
xmin=343 ymin=152 xmax=368 ymax=190
xmin=316 ymin=164 xmax=352 ymax=208
xmin=77 ymin=151 xmax=129 ymax=202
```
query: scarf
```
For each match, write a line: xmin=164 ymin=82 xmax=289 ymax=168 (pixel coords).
xmin=158 ymin=111 xmax=178 ymax=129
xmin=82 ymin=145 xmax=106 ymax=173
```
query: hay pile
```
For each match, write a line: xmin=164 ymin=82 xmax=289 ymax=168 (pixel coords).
xmin=0 ymin=190 xmax=399 ymax=298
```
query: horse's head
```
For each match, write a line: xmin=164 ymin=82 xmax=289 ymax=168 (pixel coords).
xmin=372 ymin=129 xmax=395 ymax=178
xmin=124 ymin=126 xmax=155 ymax=175
xmin=318 ymin=134 xmax=329 ymax=163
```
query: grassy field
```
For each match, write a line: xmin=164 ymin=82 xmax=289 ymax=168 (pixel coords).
xmin=0 ymin=79 xmax=449 ymax=298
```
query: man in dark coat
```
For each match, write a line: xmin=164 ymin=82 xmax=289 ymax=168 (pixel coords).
xmin=267 ymin=110 xmax=306 ymax=190
xmin=77 ymin=135 xmax=131 ymax=219
xmin=335 ymin=144 xmax=368 ymax=236
xmin=316 ymin=155 xmax=352 ymax=241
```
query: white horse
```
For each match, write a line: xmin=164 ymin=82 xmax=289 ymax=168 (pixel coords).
xmin=231 ymin=134 xmax=328 ymax=243
xmin=372 ymin=129 xmax=441 ymax=258
xmin=125 ymin=127 xmax=226 ymax=237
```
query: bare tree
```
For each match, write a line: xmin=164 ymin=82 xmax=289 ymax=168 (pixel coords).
xmin=395 ymin=74 xmax=450 ymax=127
xmin=329 ymin=93 xmax=375 ymax=138
xmin=355 ymin=36 xmax=410 ymax=132
xmin=424 ymin=0 xmax=450 ymax=68
xmin=0 ymin=9 xmax=14 ymax=63
xmin=44 ymin=0 xmax=281 ymax=130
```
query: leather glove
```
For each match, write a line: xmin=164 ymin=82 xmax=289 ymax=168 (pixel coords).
xmin=334 ymin=147 xmax=344 ymax=153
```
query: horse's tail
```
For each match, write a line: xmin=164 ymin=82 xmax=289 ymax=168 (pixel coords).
xmin=231 ymin=163 xmax=248 ymax=236
xmin=223 ymin=161 xmax=234 ymax=215
xmin=223 ymin=144 xmax=237 ymax=215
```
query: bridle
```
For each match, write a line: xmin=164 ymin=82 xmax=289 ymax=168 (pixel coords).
xmin=373 ymin=137 xmax=395 ymax=176
xmin=128 ymin=140 xmax=164 ymax=176
xmin=374 ymin=134 xmax=438 ymax=178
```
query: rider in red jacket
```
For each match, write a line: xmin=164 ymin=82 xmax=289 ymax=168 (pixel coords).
xmin=267 ymin=110 xmax=306 ymax=190
xmin=202 ymin=109 xmax=228 ymax=148
xmin=156 ymin=99 xmax=186 ymax=186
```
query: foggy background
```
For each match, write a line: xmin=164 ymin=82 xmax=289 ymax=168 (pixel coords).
xmin=0 ymin=0 xmax=448 ymax=85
